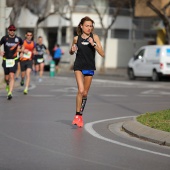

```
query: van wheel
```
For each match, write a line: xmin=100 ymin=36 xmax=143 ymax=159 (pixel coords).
xmin=152 ymin=70 xmax=159 ymax=81
xmin=128 ymin=69 xmax=135 ymax=80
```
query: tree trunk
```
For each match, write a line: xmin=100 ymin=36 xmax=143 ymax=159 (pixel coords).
xmin=99 ymin=29 xmax=107 ymax=73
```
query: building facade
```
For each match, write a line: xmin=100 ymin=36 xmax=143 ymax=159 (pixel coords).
xmin=4 ymin=0 xmax=156 ymax=69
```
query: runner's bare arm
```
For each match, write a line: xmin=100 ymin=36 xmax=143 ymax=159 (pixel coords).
xmin=33 ymin=47 xmax=37 ymax=55
xmin=17 ymin=45 xmax=23 ymax=53
xmin=69 ymin=36 xmax=78 ymax=55
xmin=0 ymin=45 xmax=5 ymax=56
xmin=93 ymin=34 xmax=105 ymax=58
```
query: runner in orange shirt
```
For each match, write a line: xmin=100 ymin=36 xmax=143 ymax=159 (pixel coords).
xmin=20 ymin=30 xmax=36 ymax=94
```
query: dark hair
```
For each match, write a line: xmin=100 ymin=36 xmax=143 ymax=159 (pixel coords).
xmin=38 ymin=36 xmax=42 ymax=39
xmin=25 ymin=30 xmax=34 ymax=40
xmin=26 ymin=30 xmax=33 ymax=34
xmin=76 ymin=16 xmax=95 ymax=35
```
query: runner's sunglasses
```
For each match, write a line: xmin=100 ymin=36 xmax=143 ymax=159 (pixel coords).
xmin=9 ymin=29 xmax=16 ymax=31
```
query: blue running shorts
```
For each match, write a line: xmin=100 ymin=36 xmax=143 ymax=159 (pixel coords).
xmin=82 ymin=70 xmax=94 ymax=76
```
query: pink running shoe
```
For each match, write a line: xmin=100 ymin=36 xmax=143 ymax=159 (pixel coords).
xmin=72 ymin=115 xmax=80 ymax=125
xmin=77 ymin=115 xmax=84 ymax=127
xmin=72 ymin=115 xmax=84 ymax=127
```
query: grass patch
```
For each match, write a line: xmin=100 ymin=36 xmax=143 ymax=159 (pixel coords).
xmin=137 ymin=109 xmax=170 ymax=132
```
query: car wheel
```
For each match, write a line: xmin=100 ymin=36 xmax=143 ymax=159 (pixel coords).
xmin=152 ymin=70 xmax=159 ymax=81
xmin=128 ymin=68 xmax=135 ymax=80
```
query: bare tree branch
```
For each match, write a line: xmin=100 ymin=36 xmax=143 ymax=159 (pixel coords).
xmin=88 ymin=0 xmax=131 ymax=72
xmin=161 ymin=1 xmax=170 ymax=13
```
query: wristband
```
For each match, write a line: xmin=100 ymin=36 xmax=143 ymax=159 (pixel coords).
xmin=93 ymin=43 xmax=97 ymax=47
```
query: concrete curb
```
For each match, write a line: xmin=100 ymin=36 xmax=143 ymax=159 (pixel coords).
xmin=122 ymin=117 xmax=170 ymax=146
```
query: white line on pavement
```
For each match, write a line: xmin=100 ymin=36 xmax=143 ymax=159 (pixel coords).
xmin=29 ymin=95 xmax=56 ymax=97
xmin=99 ymin=94 xmax=127 ymax=97
xmin=85 ymin=116 xmax=170 ymax=158
xmin=93 ymin=79 xmax=134 ymax=85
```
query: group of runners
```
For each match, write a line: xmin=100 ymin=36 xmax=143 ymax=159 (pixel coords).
xmin=0 ymin=16 xmax=104 ymax=128
xmin=0 ymin=25 xmax=49 ymax=100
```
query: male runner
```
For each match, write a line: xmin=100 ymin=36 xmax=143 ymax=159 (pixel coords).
xmin=20 ymin=30 xmax=36 ymax=94
xmin=34 ymin=36 xmax=50 ymax=82
xmin=0 ymin=25 xmax=23 ymax=100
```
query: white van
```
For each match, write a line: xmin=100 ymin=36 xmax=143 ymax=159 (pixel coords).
xmin=127 ymin=45 xmax=170 ymax=81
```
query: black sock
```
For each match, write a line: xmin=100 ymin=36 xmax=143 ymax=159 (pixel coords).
xmin=6 ymin=80 xmax=9 ymax=85
xmin=80 ymin=97 xmax=87 ymax=114
xmin=76 ymin=112 xmax=82 ymax=116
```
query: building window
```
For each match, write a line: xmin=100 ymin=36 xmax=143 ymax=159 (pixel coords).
xmin=112 ymin=29 xmax=129 ymax=39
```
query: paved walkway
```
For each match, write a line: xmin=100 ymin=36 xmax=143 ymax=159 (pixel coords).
xmin=121 ymin=117 xmax=170 ymax=147
xmin=0 ymin=68 xmax=170 ymax=147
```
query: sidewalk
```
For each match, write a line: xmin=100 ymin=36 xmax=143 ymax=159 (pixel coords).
xmin=122 ymin=117 xmax=170 ymax=146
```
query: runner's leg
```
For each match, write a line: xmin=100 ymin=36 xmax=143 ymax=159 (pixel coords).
xmin=25 ymin=68 xmax=32 ymax=89
xmin=15 ymin=62 xmax=20 ymax=80
xmin=39 ymin=62 xmax=44 ymax=78
xmin=74 ymin=70 xmax=84 ymax=113
xmin=80 ymin=75 xmax=92 ymax=113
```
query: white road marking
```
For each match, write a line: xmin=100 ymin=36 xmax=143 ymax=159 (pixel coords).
xmin=141 ymin=90 xmax=154 ymax=94
xmin=29 ymin=83 xmax=36 ymax=90
xmin=137 ymin=95 xmax=160 ymax=97
xmin=141 ymin=90 xmax=170 ymax=95
xmin=29 ymin=95 xmax=56 ymax=97
xmin=100 ymin=94 xmax=127 ymax=97
xmin=85 ymin=116 xmax=170 ymax=158
xmin=63 ymin=94 xmax=77 ymax=97
xmin=93 ymin=79 xmax=134 ymax=85
xmin=50 ymin=87 xmax=77 ymax=93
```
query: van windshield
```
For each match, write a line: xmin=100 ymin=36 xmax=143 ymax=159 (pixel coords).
xmin=134 ymin=49 xmax=145 ymax=60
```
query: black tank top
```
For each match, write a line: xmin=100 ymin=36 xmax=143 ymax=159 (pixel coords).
xmin=73 ymin=33 xmax=96 ymax=71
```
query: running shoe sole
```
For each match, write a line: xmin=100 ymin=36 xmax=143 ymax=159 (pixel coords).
xmin=23 ymin=91 xmax=28 ymax=95
xmin=20 ymin=81 xmax=24 ymax=86
xmin=7 ymin=95 xmax=12 ymax=100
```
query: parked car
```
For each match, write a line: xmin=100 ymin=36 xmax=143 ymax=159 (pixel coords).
xmin=127 ymin=45 xmax=170 ymax=81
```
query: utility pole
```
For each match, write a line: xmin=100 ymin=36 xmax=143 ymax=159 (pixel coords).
xmin=0 ymin=0 xmax=6 ymax=74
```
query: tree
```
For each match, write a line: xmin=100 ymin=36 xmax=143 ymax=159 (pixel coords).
xmin=6 ymin=0 xmax=25 ymax=24
xmin=89 ymin=0 xmax=132 ymax=72
xmin=7 ymin=0 xmax=60 ymax=38
xmin=57 ymin=0 xmax=79 ymax=45
xmin=136 ymin=0 xmax=170 ymax=44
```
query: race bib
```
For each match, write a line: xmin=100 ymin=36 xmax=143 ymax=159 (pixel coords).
xmin=23 ymin=51 xmax=32 ymax=59
xmin=6 ymin=59 xmax=15 ymax=68
xmin=37 ymin=58 xmax=44 ymax=63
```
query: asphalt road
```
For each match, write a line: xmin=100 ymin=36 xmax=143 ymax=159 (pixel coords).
xmin=0 ymin=72 xmax=170 ymax=170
